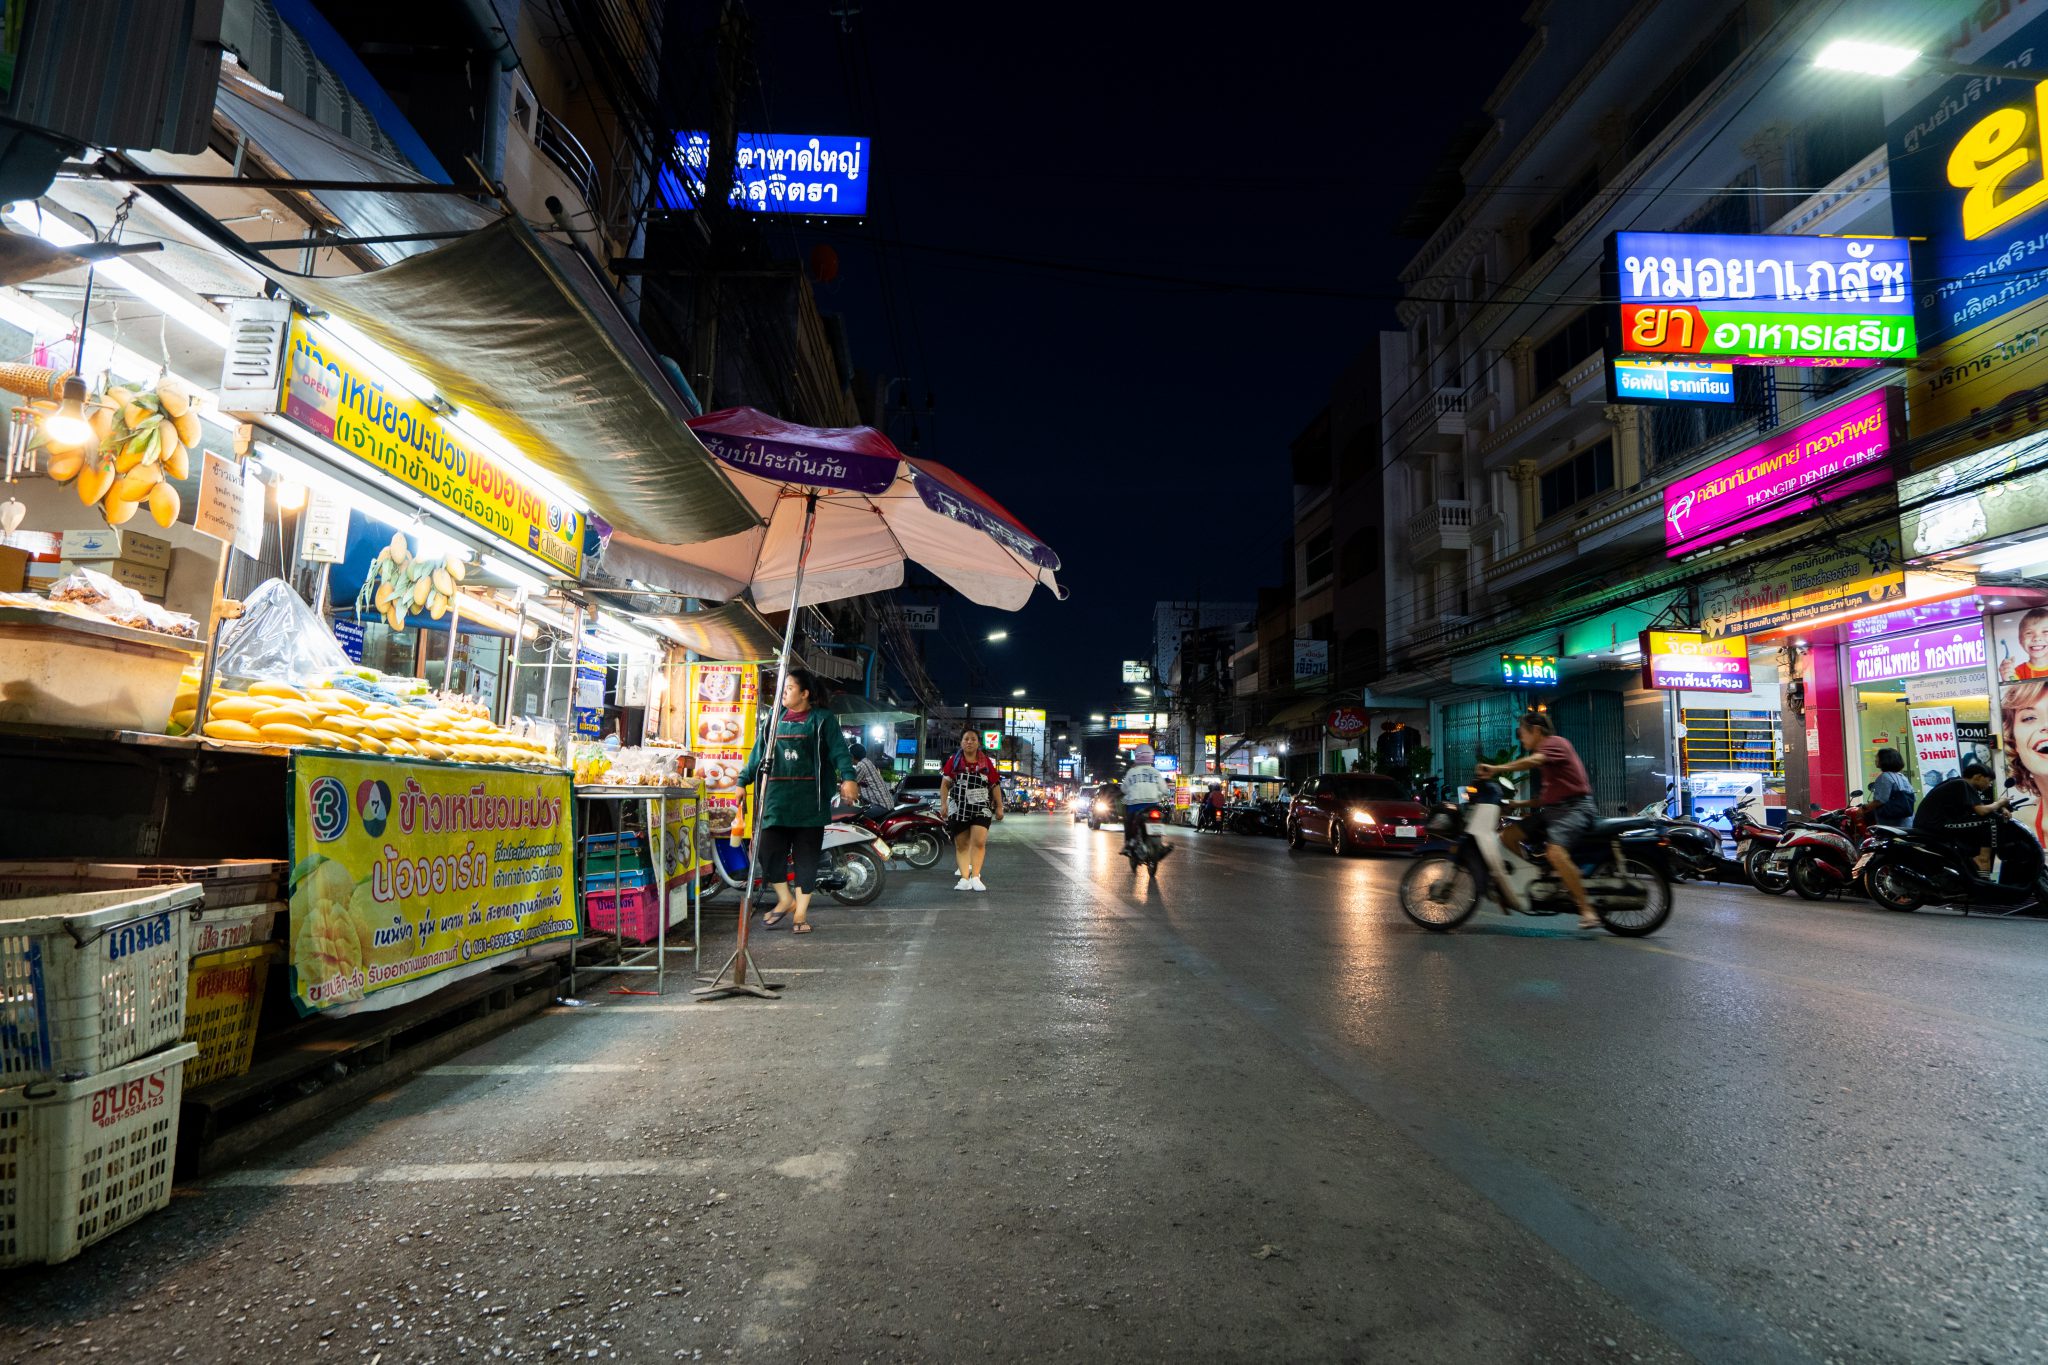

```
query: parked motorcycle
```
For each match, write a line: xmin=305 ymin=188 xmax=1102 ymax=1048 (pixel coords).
xmin=1227 ymin=800 xmax=1288 ymax=837
xmin=1720 ymin=787 xmax=1787 ymax=892
xmin=699 ymin=818 xmax=892 ymax=907
xmin=1758 ymin=793 xmax=1865 ymax=901
xmin=840 ymin=799 xmax=949 ymax=870
xmin=1854 ymin=788 xmax=2048 ymax=916
xmin=1627 ymin=783 xmax=1736 ymax=883
xmin=1398 ymin=780 xmax=1672 ymax=936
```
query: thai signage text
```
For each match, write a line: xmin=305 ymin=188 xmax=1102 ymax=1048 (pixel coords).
xmin=1664 ymin=390 xmax=1898 ymax=555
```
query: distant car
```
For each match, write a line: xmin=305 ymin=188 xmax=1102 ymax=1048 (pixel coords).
xmin=1286 ymin=774 xmax=1428 ymax=855
xmin=1071 ymin=786 xmax=1096 ymax=822
xmin=895 ymin=772 xmax=944 ymax=808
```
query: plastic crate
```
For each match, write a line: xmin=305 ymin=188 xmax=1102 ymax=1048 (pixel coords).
xmin=0 ymin=1042 xmax=198 ymax=1266
xmin=181 ymin=945 xmax=277 ymax=1087
xmin=0 ymin=886 xmax=201 ymax=1086
xmin=582 ymin=867 xmax=651 ymax=893
xmin=585 ymin=886 xmax=660 ymax=942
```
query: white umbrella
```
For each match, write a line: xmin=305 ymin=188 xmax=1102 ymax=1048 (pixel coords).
xmin=645 ymin=409 xmax=1063 ymax=999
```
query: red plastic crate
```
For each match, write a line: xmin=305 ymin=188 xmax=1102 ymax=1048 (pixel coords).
xmin=585 ymin=886 xmax=660 ymax=942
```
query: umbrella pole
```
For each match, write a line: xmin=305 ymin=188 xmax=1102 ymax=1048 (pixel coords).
xmin=697 ymin=491 xmax=818 ymax=1002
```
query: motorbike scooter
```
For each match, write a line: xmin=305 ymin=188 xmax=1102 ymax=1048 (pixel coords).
xmin=1854 ymin=787 xmax=2048 ymax=915
xmin=1398 ymin=780 xmax=1672 ymax=935
xmin=1720 ymin=787 xmax=1787 ymax=892
xmin=840 ymin=798 xmax=949 ymax=870
xmin=699 ymin=817 xmax=892 ymax=907
xmin=1760 ymin=793 xmax=1866 ymax=901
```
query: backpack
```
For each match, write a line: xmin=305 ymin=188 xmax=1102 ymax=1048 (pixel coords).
xmin=1872 ymin=771 xmax=1914 ymax=822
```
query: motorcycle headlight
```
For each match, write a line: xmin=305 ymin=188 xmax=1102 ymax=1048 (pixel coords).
xmin=874 ymin=839 xmax=891 ymax=858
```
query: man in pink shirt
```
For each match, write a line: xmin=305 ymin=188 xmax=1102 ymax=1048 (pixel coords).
xmin=1475 ymin=710 xmax=1600 ymax=931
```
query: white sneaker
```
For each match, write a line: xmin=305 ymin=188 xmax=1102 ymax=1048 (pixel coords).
xmin=954 ymin=876 xmax=971 ymax=891
xmin=969 ymin=876 xmax=986 ymax=892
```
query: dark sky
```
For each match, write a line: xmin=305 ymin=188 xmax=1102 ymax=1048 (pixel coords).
xmin=725 ymin=2 xmax=1533 ymax=718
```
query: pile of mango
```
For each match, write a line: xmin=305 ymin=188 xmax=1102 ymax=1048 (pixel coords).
xmin=173 ymin=676 xmax=558 ymax=765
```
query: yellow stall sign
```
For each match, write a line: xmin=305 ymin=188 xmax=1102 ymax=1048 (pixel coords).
xmin=288 ymin=754 xmax=579 ymax=1015
xmin=282 ymin=316 xmax=584 ymax=577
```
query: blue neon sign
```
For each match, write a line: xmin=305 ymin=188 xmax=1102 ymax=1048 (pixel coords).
xmin=1611 ymin=358 xmax=1735 ymax=404
xmin=662 ymin=131 xmax=870 ymax=217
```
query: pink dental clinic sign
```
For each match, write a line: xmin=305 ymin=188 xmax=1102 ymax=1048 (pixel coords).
xmin=1664 ymin=389 xmax=1898 ymax=556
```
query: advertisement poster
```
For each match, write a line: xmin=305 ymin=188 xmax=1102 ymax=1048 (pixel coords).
xmin=572 ymin=648 xmax=606 ymax=737
xmin=1699 ymin=533 xmax=1904 ymax=638
xmin=1992 ymin=605 xmax=2048 ymax=682
xmin=287 ymin=755 xmax=577 ymax=1016
xmin=1908 ymin=707 xmax=1962 ymax=786
xmin=688 ymin=662 xmax=759 ymax=841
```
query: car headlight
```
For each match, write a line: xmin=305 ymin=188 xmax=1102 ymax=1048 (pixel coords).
xmin=1348 ymin=807 xmax=1376 ymax=825
xmin=1094 ymin=801 xmax=1108 ymax=813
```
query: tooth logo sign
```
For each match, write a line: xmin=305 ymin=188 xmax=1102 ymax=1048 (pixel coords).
xmin=308 ymin=776 xmax=349 ymax=843
xmin=356 ymin=779 xmax=392 ymax=838
xmin=1667 ymin=491 xmax=1694 ymax=535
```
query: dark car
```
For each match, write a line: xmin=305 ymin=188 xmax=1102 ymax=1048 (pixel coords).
xmin=1287 ymin=774 xmax=1428 ymax=855
xmin=1071 ymin=785 xmax=1097 ymax=822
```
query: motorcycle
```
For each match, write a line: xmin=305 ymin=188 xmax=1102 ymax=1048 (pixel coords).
xmin=1226 ymin=800 xmax=1288 ymax=837
xmin=1758 ymin=793 xmax=1865 ymax=901
xmin=840 ymin=799 xmax=949 ymax=870
xmin=699 ymin=817 xmax=892 ymax=907
xmin=1720 ymin=787 xmax=1787 ymax=892
xmin=1398 ymin=780 xmax=1672 ymax=936
xmin=1854 ymin=787 xmax=2048 ymax=916
xmin=1625 ymin=783 xmax=1735 ymax=884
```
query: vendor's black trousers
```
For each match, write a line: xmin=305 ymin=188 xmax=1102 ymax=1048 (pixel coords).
xmin=757 ymin=824 xmax=826 ymax=886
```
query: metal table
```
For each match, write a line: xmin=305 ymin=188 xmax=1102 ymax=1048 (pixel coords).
xmin=569 ymin=783 xmax=703 ymax=993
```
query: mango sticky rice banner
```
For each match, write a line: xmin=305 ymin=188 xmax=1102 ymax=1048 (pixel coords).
xmin=688 ymin=662 xmax=759 ymax=841
xmin=288 ymin=755 xmax=577 ymax=1015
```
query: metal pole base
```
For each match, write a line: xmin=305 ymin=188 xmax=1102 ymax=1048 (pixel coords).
xmin=692 ymin=944 xmax=783 ymax=1000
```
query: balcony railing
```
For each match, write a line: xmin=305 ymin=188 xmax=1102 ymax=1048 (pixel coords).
xmin=535 ymin=108 xmax=601 ymax=210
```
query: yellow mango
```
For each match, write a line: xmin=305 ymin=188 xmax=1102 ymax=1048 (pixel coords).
xmin=248 ymin=681 xmax=306 ymax=700
xmin=101 ymin=494 xmax=141 ymax=526
xmin=202 ymin=718 xmax=263 ymax=743
xmin=259 ymin=722 xmax=314 ymax=746
xmin=210 ymin=696 xmax=268 ymax=723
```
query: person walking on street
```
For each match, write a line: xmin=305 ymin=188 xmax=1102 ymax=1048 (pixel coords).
xmin=1475 ymin=710 xmax=1601 ymax=932
xmin=734 ymin=668 xmax=860 ymax=935
xmin=938 ymin=729 xmax=1005 ymax=891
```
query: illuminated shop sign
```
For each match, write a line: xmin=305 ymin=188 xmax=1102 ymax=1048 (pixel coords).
xmin=1699 ymin=532 xmax=1905 ymax=638
xmin=1846 ymin=621 xmax=1986 ymax=685
xmin=1640 ymin=630 xmax=1751 ymax=692
xmin=663 ymin=130 xmax=870 ymax=217
xmin=1663 ymin=389 xmax=1899 ymax=556
xmin=1609 ymin=230 xmax=1915 ymax=363
xmin=1500 ymin=654 xmax=1559 ymax=686
xmin=1609 ymin=358 xmax=1736 ymax=404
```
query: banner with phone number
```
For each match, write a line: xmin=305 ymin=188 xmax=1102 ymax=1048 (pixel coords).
xmin=687 ymin=662 xmax=759 ymax=843
xmin=287 ymin=754 xmax=578 ymax=1016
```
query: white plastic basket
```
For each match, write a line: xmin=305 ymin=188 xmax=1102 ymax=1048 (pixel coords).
xmin=0 ymin=885 xmax=202 ymax=1085
xmin=0 ymin=1042 xmax=198 ymax=1266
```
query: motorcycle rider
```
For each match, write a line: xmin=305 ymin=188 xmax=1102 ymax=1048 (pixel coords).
xmin=1119 ymin=746 xmax=1177 ymax=862
xmin=847 ymin=742 xmax=894 ymax=821
xmin=1474 ymin=710 xmax=1601 ymax=932
xmin=1911 ymin=761 xmax=2011 ymax=875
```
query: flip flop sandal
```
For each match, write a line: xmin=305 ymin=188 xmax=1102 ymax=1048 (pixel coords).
xmin=791 ymin=922 xmax=814 ymax=934
xmin=762 ymin=910 xmax=788 ymax=928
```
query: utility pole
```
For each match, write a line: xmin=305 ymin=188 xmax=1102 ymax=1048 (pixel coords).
xmin=690 ymin=2 xmax=749 ymax=406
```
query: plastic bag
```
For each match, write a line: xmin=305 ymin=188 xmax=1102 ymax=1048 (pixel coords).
xmin=46 ymin=567 xmax=200 ymax=639
xmin=213 ymin=578 xmax=352 ymax=687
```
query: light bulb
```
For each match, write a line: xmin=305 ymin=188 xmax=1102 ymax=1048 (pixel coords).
xmin=42 ymin=377 xmax=93 ymax=448
xmin=277 ymin=481 xmax=309 ymax=511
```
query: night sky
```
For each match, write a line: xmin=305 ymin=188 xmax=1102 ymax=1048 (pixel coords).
xmin=721 ymin=2 xmax=1533 ymax=717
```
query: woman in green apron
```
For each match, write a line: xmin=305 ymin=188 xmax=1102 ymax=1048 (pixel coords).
xmin=735 ymin=667 xmax=860 ymax=933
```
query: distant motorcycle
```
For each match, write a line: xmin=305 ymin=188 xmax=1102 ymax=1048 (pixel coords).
xmin=1719 ymin=787 xmax=1787 ymax=892
xmin=1227 ymin=800 xmax=1287 ymax=837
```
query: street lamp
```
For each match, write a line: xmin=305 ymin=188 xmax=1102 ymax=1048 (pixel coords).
xmin=1088 ymin=713 xmax=1106 ymax=722
xmin=1813 ymin=39 xmax=2021 ymax=81
xmin=986 ymin=630 xmax=1008 ymax=642
xmin=1011 ymin=688 xmax=1027 ymax=697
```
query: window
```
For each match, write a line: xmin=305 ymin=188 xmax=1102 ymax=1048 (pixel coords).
xmin=1525 ymin=166 xmax=1600 ymax=260
xmin=1539 ymin=440 xmax=1614 ymax=520
xmin=1626 ymin=12 xmax=1745 ymax=162
xmin=1303 ymin=528 xmax=1334 ymax=585
xmin=1646 ymin=369 xmax=1767 ymax=468
xmin=1340 ymin=527 xmax=1381 ymax=584
xmin=1681 ymin=171 xmax=1757 ymax=236
xmin=1533 ymin=309 xmax=1612 ymax=393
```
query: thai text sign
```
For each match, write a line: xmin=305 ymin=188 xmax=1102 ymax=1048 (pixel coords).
xmin=1846 ymin=621 xmax=1986 ymax=685
xmin=665 ymin=130 xmax=870 ymax=216
xmin=1909 ymin=707 xmax=1962 ymax=779
xmin=1610 ymin=358 xmax=1735 ymax=404
xmin=1641 ymin=630 xmax=1751 ymax=692
xmin=688 ymin=662 xmax=759 ymax=842
xmin=1664 ymin=389 xmax=1898 ymax=555
xmin=282 ymin=317 xmax=584 ymax=577
xmin=1700 ymin=532 xmax=1905 ymax=638
xmin=1612 ymin=230 xmax=1916 ymax=362
xmin=1500 ymin=654 xmax=1559 ymax=686
xmin=287 ymin=755 xmax=576 ymax=1016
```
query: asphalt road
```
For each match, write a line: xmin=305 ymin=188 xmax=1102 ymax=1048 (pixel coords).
xmin=7 ymin=815 xmax=2046 ymax=1364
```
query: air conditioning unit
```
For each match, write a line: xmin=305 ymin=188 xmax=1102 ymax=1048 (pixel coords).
xmin=217 ymin=298 xmax=291 ymax=415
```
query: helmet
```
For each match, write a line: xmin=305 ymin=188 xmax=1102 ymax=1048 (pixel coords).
xmin=1133 ymin=745 xmax=1155 ymax=764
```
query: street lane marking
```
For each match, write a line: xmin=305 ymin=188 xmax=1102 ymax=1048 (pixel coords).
xmin=208 ymin=1159 xmax=717 ymax=1187
xmin=422 ymin=1063 xmax=642 ymax=1075
xmin=1023 ymin=839 xmax=1815 ymax=1365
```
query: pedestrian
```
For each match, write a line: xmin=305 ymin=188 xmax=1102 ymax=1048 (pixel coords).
xmin=849 ymin=741 xmax=893 ymax=819
xmin=734 ymin=667 xmax=860 ymax=935
xmin=1865 ymin=747 xmax=1915 ymax=823
xmin=938 ymin=729 xmax=1005 ymax=891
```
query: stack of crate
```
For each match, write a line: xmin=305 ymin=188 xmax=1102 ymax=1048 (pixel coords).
xmin=0 ymin=884 xmax=205 ymax=1266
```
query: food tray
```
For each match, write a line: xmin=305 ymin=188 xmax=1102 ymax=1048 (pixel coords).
xmin=0 ymin=1042 xmax=199 ymax=1266
xmin=0 ymin=885 xmax=200 ymax=1085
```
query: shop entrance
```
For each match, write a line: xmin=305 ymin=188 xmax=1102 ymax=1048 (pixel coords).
xmin=1852 ymin=670 xmax=1989 ymax=798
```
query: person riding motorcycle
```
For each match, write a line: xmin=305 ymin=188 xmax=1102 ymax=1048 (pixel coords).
xmin=1911 ymin=761 xmax=2012 ymax=875
xmin=1119 ymin=746 xmax=1177 ymax=862
xmin=1473 ymin=710 xmax=1600 ymax=931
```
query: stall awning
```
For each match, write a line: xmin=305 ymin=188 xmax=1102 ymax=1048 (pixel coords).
xmin=246 ymin=217 xmax=760 ymax=549
xmin=656 ymin=601 xmax=785 ymax=662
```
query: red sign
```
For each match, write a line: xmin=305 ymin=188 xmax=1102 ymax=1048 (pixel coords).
xmin=1325 ymin=706 xmax=1368 ymax=739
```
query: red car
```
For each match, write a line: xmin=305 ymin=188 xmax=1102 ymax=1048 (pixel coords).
xmin=1286 ymin=774 xmax=1429 ymax=855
